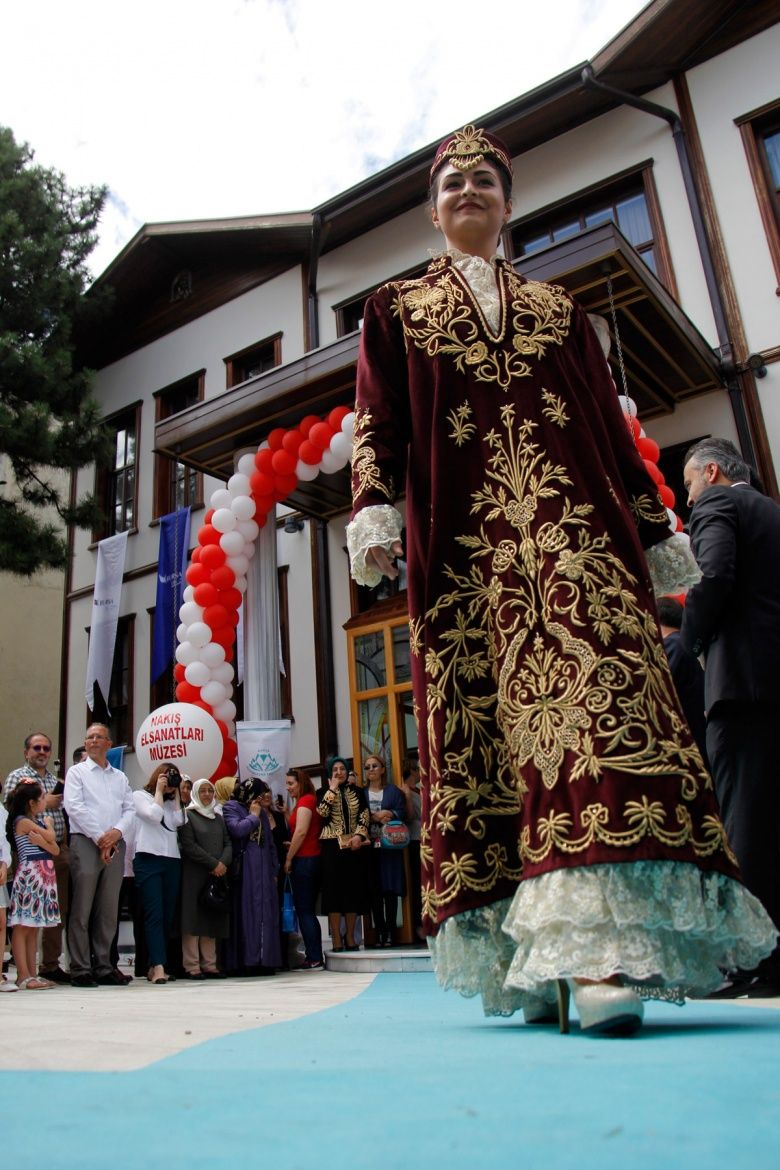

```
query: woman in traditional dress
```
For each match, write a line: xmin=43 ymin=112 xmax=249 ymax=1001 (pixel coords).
xmin=346 ymin=124 xmax=777 ymax=1033
xmin=222 ymin=778 xmax=281 ymax=975
xmin=178 ymin=779 xmax=232 ymax=979
xmin=316 ymin=757 xmax=370 ymax=952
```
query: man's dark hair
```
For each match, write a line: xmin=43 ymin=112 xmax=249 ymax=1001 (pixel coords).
xmin=657 ymin=596 xmax=684 ymax=630
xmin=72 ymin=745 xmax=86 ymax=764
xmin=24 ymin=732 xmax=52 ymax=751
xmin=684 ymin=438 xmax=751 ymax=483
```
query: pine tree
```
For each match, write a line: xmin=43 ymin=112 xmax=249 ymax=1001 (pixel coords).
xmin=0 ymin=125 xmax=111 ymax=575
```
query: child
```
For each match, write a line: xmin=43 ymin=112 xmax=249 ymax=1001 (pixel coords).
xmin=6 ymin=780 xmax=61 ymax=990
xmin=0 ymin=782 xmax=16 ymax=991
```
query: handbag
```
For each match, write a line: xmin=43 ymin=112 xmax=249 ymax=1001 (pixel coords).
xmin=281 ymin=874 xmax=298 ymax=933
xmin=380 ymin=819 xmax=410 ymax=849
xmin=198 ymin=875 xmax=230 ymax=912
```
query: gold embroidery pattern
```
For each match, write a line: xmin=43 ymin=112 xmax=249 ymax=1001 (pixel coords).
xmin=447 ymin=401 xmax=477 ymax=447
xmin=351 ymin=404 xmax=394 ymax=502
xmin=420 ymin=403 xmax=724 ymax=918
xmin=541 ymin=388 xmax=569 ymax=428
xmin=391 ymin=270 xmax=572 ymax=390
xmin=630 ymin=491 xmax=668 ymax=526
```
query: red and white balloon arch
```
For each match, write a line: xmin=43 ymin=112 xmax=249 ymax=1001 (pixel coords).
xmin=172 ymin=398 xmax=679 ymax=780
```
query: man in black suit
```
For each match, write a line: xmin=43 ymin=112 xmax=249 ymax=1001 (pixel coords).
xmin=681 ymin=437 xmax=780 ymax=994
xmin=657 ymin=596 xmax=708 ymax=766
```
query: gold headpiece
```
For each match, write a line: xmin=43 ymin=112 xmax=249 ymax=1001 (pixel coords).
xmin=430 ymin=125 xmax=513 ymax=184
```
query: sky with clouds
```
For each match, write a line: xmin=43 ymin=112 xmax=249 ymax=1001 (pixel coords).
xmin=2 ymin=0 xmax=647 ymax=276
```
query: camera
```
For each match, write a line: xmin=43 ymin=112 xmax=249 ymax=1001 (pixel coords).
xmin=163 ymin=768 xmax=182 ymax=788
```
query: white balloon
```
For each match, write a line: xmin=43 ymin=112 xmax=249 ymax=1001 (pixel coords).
xmin=210 ymin=488 xmax=232 ymax=510
xmin=231 ymin=494 xmax=256 ymax=521
xmin=175 ymin=641 xmax=199 ymax=666
xmin=227 ymin=554 xmax=249 ymax=576
xmin=237 ymin=453 xmax=257 ymax=476
xmin=295 ymin=459 xmax=319 ymax=482
xmin=187 ymin=621 xmax=213 ymax=649
xmin=136 ymin=703 xmax=223 ymax=780
xmin=182 ymin=585 xmax=195 ymax=603
xmin=228 ymin=473 xmax=251 ymax=498
xmin=223 ymin=720 xmax=236 ymax=740
xmin=214 ymin=699 xmax=237 ymax=723
xmin=618 ymin=395 xmax=637 ymax=417
xmin=330 ymin=432 xmax=352 ymax=461
xmin=211 ymin=662 xmax=234 ymax=686
xmin=639 ymin=428 xmax=646 ymax=439
xmin=341 ymin=411 xmax=355 ymax=436
xmin=184 ymin=660 xmax=211 ymax=687
xmin=200 ymin=680 xmax=227 ymax=707
xmin=179 ymin=601 xmax=203 ymax=627
xmin=212 ymin=508 xmax=237 ymax=534
xmin=319 ymin=448 xmax=341 ymax=474
xmin=243 ymin=542 xmax=257 ymax=560
xmin=176 ymin=622 xmax=189 ymax=642
xmin=235 ymin=577 xmax=248 ymax=594
xmin=219 ymin=530 xmax=245 ymax=556
xmin=666 ymin=507 xmax=677 ymax=531
xmin=237 ymin=518 xmax=259 ymax=541
xmin=199 ymin=642 xmax=226 ymax=669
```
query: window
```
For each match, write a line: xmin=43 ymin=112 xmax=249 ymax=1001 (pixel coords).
xmin=154 ymin=372 xmax=204 ymax=519
xmin=225 ymin=334 xmax=282 ymax=388
xmin=510 ymin=165 xmax=674 ymax=288
xmin=346 ymin=611 xmax=415 ymax=780
xmin=737 ymin=101 xmax=780 ymax=288
xmin=88 ymin=614 xmax=134 ymax=750
xmin=335 ymin=265 xmax=428 ymax=337
xmin=94 ymin=403 xmax=141 ymax=540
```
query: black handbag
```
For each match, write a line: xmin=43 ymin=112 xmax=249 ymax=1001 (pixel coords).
xmin=198 ymin=875 xmax=230 ymax=912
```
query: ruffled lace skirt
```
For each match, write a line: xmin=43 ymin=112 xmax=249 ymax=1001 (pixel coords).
xmin=428 ymin=861 xmax=777 ymax=1016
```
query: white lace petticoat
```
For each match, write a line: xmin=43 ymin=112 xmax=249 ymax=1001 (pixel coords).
xmin=427 ymin=861 xmax=777 ymax=1016
xmin=346 ymin=504 xmax=403 ymax=587
xmin=645 ymin=533 xmax=701 ymax=595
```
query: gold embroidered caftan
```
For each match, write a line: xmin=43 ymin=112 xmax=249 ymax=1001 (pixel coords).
xmin=347 ymin=254 xmax=776 ymax=1012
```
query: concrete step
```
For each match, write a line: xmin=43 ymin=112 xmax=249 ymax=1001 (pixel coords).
xmin=325 ymin=945 xmax=432 ymax=973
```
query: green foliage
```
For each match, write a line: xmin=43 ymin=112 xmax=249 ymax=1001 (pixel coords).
xmin=0 ymin=125 xmax=111 ymax=575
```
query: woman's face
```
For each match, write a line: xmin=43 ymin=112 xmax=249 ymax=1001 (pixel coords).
xmin=331 ymin=761 xmax=347 ymax=784
xmin=364 ymin=757 xmax=385 ymax=783
xmin=431 ymin=160 xmax=511 ymax=254
xmin=180 ymin=778 xmax=192 ymax=802
xmin=260 ymin=790 xmax=272 ymax=807
xmin=285 ymin=775 xmax=300 ymax=799
xmin=199 ymin=783 xmax=215 ymax=806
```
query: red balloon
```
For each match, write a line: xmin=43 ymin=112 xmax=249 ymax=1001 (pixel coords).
xmin=200 ymin=543 xmax=226 ymax=569
xmin=203 ymin=604 xmax=230 ymax=629
xmin=176 ymin=681 xmax=201 ymax=704
xmin=308 ymin=422 xmax=333 ymax=451
xmin=328 ymin=405 xmax=352 ymax=430
xmin=299 ymin=414 xmax=321 ymax=437
xmin=643 ymin=459 xmax=663 ymax=484
xmin=193 ymin=582 xmax=219 ymax=608
xmin=268 ymin=427 xmax=286 ymax=450
xmin=298 ymin=439 xmax=321 ymax=465
xmin=210 ymin=565 xmax=235 ymax=590
xmin=274 ymin=475 xmax=298 ymax=501
xmin=256 ymin=514 xmax=267 ymax=529
xmin=192 ymin=699 xmax=212 ymax=713
xmin=628 ymin=416 xmax=642 ymax=439
xmin=637 ymin=436 xmax=661 ymax=462
xmin=204 ymin=508 xmax=215 ymax=525
xmin=282 ymin=429 xmax=303 ymax=455
xmin=659 ymin=483 xmax=675 ymax=509
xmin=675 ymin=515 xmax=684 ymax=532
xmin=255 ymin=448 xmax=274 ymax=473
xmin=250 ymin=471 xmax=274 ymax=497
xmin=218 ymin=587 xmax=242 ymax=611
xmin=271 ymin=448 xmax=296 ymax=476
xmin=191 ymin=547 xmax=202 ymax=564
xmin=174 ymin=663 xmax=186 ymax=682
xmin=254 ymin=494 xmax=274 ymax=517
xmin=212 ymin=627 xmax=236 ymax=649
xmin=226 ymin=609 xmax=240 ymax=628
xmin=185 ymin=563 xmax=209 ymax=587
xmin=211 ymin=758 xmax=233 ymax=782
xmin=198 ymin=524 xmax=219 ymax=547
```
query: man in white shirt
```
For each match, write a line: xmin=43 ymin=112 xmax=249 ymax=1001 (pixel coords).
xmin=63 ymin=723 xmax=134 ymax=988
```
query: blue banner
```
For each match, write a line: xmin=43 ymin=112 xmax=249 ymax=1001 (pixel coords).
xmin=151 ymin=507 xmax=191 ymax=684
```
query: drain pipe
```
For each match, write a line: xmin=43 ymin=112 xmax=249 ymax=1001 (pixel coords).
xmin=307 ymin=212 xmax=323 ymax=352
xmin=581 ymin=65 xmax=757 ymax=468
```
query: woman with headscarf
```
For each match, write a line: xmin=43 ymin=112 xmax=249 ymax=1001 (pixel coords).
xmin=213 ymin=776 xmax=237 ymax=815
xmin=222 ymin=778 xmax=281 ymax=975
xmin=346 ymin=123 xmax=776 ymax=1033
xmin=178 ymin=779 xmax=232 ymax=979
xmin=316 ymin=756 xmax=370 ymax=951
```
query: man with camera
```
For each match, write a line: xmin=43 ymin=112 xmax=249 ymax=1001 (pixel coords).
xmin=63 ymin=723 xmax=134 ymax=988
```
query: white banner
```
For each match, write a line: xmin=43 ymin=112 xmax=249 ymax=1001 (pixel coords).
xmin=236 ymin=719 xmax=291 ymax=800
xmin=85 ymin=530 xmax=129 ymax=713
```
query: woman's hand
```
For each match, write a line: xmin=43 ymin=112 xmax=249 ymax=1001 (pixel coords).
xmin=249 ymin=798 xmax=263 ymax=816
xmin=283 ymin=857 xmax=293 ymax=874
xmin=367 ymin=540 xmax=404 ymax=580
xmin=328 ymin=776 xmax=343 ymax=791
xmin=211 ymin=862 xmax=227 ymax=877
xmin=349 ymin=834 xmax=363 ymax=851
xmin=155 ymin=775 xmax=168 ymax=795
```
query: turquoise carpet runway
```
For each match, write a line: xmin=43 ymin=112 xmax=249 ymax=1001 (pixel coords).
xmin=4 ymin=973 xmax=779 ymax=1170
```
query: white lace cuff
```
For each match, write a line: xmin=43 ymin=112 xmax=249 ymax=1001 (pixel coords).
xmin=346 ymin=505 xmax=404 ymax=587
xmin=645 ymin=533 xmax=701 ymax=595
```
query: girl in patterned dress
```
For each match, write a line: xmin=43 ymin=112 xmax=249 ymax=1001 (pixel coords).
xmin=6 ymin=780 xmax=61 ymax=990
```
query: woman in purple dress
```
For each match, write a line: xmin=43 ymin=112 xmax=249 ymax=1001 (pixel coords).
xmin=222 ymin=778 xmax=281 ymax=976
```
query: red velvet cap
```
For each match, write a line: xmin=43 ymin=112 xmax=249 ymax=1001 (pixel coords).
xmin=430 ymin=124 xmax=513 ymax=185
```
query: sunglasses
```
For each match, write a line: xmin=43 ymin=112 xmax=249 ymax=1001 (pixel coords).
xmin=30 ymin=745 xmax=52 ymax=752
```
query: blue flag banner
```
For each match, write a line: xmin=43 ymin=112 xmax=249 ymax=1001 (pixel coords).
xmin=107 ymin=746 xmax=125 ymax=771
xmin=151 ymin=507 xmax=191 ymax=685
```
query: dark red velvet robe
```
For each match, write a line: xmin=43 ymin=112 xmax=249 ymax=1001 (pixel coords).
xmin=351 ymin=254 xmax=738 ymax=933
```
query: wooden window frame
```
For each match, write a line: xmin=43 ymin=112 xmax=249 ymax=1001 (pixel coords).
xmin=278 ymin=564 xmax=292 ymax=720
xmin=93 ymin=401 xmax=142 ymax=542
xmin=153 ymin=371 xmax=205 ymax=520
xmin=509 ymin=162 xmax=677 ymax=295
xmin=736 ymin=100 xmax=780 ymax=291
xmin=334 ymin=263 xmax=428 ymax=338
xmin=224 ymin=333 xmax=282 ymax=389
